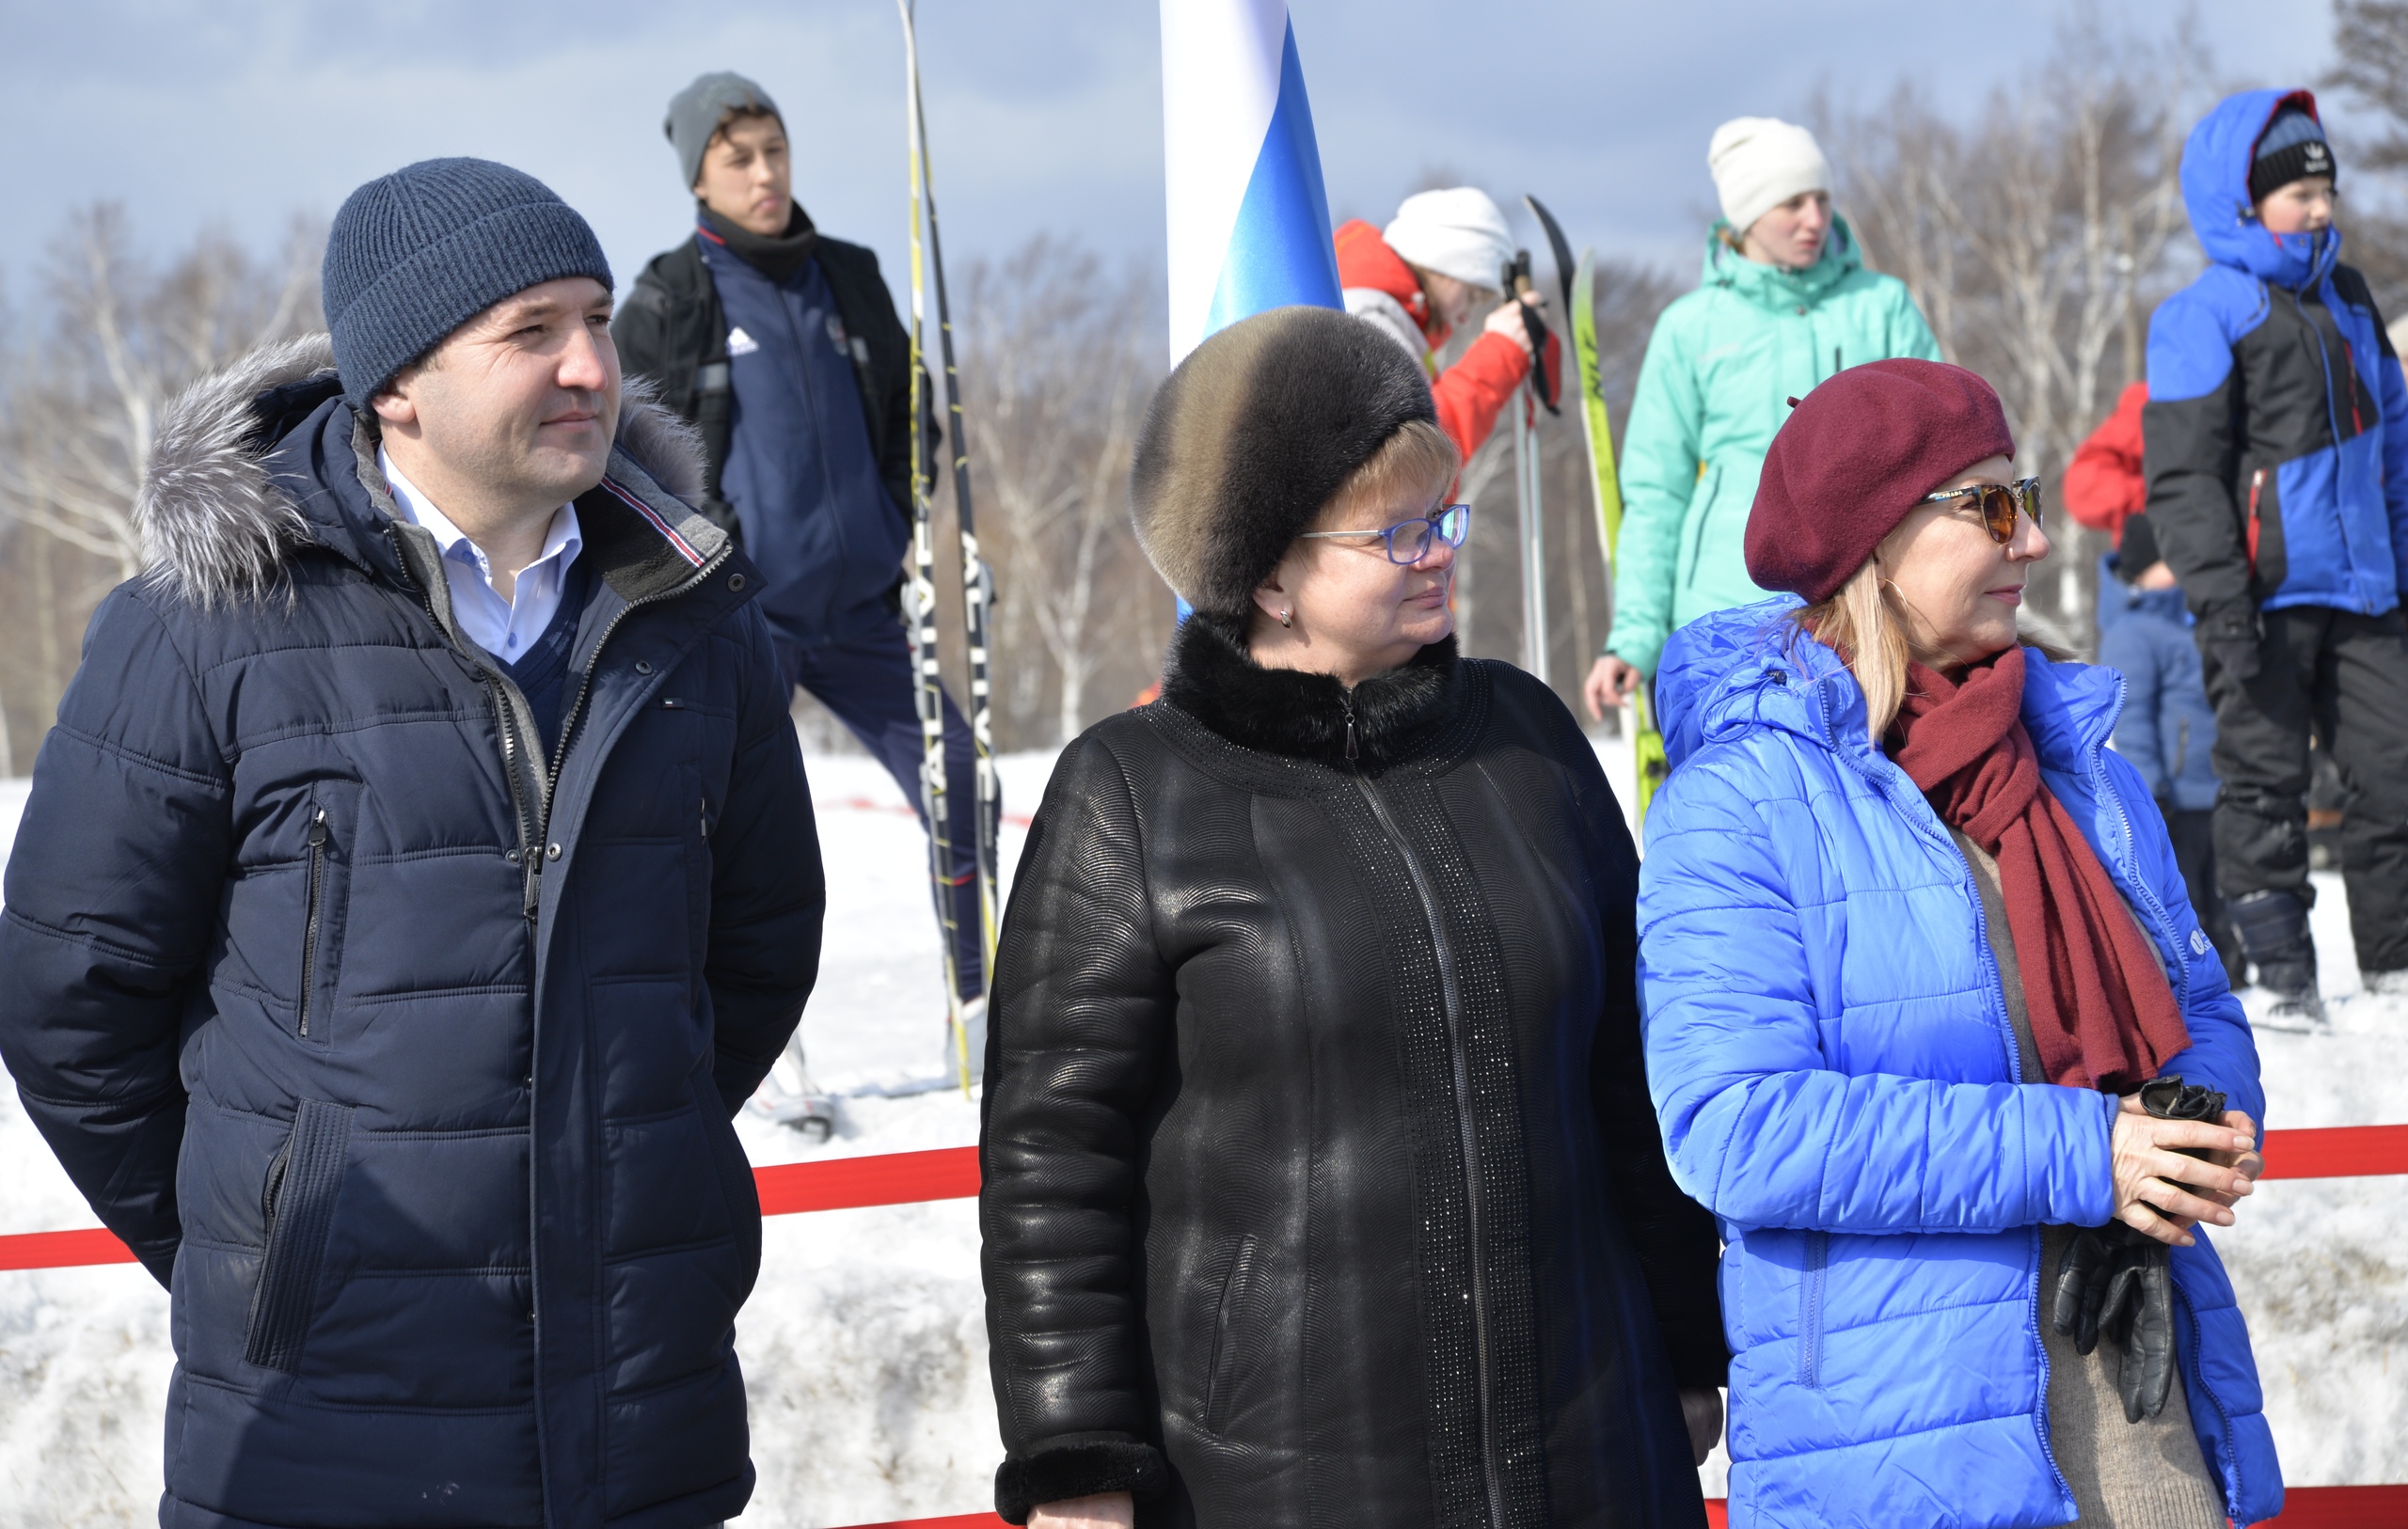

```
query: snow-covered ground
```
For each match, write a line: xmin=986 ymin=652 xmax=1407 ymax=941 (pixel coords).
xmin=0 ymin=740 xmax=2400 ymax=1524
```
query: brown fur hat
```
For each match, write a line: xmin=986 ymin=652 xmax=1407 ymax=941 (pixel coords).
xmin=1132 ymin=305 xmax=1436 ymax=620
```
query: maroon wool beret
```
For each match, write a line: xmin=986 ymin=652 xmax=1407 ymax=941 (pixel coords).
xmin=1744 ymin=358 xmax=2017 ymax=605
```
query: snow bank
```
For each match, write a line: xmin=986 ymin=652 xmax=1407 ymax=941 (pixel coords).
xmin=0 ymin=747 xmax=2401 ymax=1524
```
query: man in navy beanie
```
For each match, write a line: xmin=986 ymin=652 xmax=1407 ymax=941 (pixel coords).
xmin=616 ymin=72 xmax=992 ymax=1077
xmin=0 ymin=156 xmax=822 ymax=1526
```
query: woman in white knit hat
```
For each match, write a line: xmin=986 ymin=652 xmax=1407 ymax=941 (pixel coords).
xmin=1336 ymin=187 xmax=1556 ymax=465
xmin=1582 ymin=117 xmax=1943 ymax=722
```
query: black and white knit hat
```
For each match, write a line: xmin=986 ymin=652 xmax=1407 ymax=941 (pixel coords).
xmin=1130 ymin=306 xmax=1436 ymax=622
xmin=2251 ymin=103 xmax=2337 ymax=204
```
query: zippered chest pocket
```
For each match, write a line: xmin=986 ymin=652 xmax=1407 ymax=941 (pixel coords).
xmin=289 ymin=791 xmax=357 ymax=1045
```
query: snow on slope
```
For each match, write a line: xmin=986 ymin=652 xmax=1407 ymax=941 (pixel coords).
xmin=0 ymin=744 xmax=2401 ymax=1524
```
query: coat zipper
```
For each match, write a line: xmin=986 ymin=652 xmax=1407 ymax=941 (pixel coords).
xmin=1350 ymin=768 xmax=1508 ymax=1529
xmin=547 ymin=589 xmax=690 ymax=807
xmin=298 ymin=808 xmax=328 ymax=1036
xmin=1798 ymin=1230 xmax=1828 ymax=1387
xmin=2245 ymin=468 xmax=2265 ymax=582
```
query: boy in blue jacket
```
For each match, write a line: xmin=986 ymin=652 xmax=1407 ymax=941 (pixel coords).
xmin=2099 ymin=514 xmax=2245 ymax=988
xmin=2143 ymin=88 xmax=2408 ymax=1019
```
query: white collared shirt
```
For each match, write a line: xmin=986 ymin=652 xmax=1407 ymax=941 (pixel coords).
xmin=380 ymin=448 xmax=583 ymax=663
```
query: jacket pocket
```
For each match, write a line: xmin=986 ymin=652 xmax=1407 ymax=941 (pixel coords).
xmin=1798 ymin=1230 xmax=1829 ymax=1389
xmin=297 ymin=806 xmax=329 ymax=1038
xmin=1202 ymin=1234 xmax=1261 ymax=1435
xmin=245 ymin=1098 xmax=355 ymax=1373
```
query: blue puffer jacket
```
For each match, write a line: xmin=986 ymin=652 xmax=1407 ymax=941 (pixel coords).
xmin=2096 ymin=553 xmax=2222 ymax=813
xmin=1636 ymin=601 xmax=2280 ymax=1529
xmin=0 ymin=337 xmax=824 ymax=1527
xmin=2144 ymin=88 xmax=2408 ymax=622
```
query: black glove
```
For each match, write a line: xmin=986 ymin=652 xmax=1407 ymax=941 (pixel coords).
xmin=2195 ymin=597 xmax=2262 ymax=683
xmin=2052 ymin=1075 xmax=2228 ymax=1422
xmin=1516 ymin=300 xmax=1558 ymax=414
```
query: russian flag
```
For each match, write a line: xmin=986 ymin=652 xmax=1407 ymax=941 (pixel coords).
xmin=1160 ymin=0 xmax=1342 ymax=367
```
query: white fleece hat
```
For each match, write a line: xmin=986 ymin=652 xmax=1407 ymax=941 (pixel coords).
xmin=1383 ymin=188 xmax=1514 ymax=292
xmin=1708 ymin=117 xmax=1830 ymax=236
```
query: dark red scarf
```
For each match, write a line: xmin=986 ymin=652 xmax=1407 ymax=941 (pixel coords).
xmin=1885 ymin=649 xmax=2190 ymax=1092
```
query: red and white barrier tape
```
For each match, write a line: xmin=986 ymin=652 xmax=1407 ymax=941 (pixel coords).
xmin=825 ymin=1484 xmax=2408 ymax=1528
xmin=6 ymin=1129 xmax=2403 ymax=1525
xmin=4 ymin=1127 xmax=2401 ymax=1271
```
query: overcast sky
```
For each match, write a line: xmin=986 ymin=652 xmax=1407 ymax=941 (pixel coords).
xmin=0 ymin=0 xmax=2344 ymax=348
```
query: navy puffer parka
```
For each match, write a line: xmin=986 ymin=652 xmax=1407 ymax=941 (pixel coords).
xmin=0 ymin=335 xmax=823 ymax=1527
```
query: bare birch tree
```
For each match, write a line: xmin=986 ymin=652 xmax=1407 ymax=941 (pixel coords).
xmin=1819 ymin=15 xmax=2210 ymax=650
xmin=0 ymin=206 xmax=322 ymax=768
xmin=955 ymin=238 xmax=1168 ymax=749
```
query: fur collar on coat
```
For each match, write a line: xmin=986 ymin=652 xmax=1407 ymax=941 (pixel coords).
xmin=1160 ymin=612 xmax=1462 ymax=769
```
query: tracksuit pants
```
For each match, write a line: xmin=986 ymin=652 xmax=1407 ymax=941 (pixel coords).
xmin=2201 ymin=605 xmax=2408 ymax=976
xmin=778 ymin=622 xmax=990 ymax=1001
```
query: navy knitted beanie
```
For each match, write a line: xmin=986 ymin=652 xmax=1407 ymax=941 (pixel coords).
xmin=323 ymin=158 xmax=613 ymax=407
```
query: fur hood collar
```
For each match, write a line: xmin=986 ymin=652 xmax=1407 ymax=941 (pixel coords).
xmin=135 ymin=332 xmax=707 ymax=606
xmin=1161 ymin=613 xmax=1462 ymax=768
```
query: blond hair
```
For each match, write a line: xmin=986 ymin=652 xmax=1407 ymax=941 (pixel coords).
xmin=1798 ymin=553 xmax=2071 ymax=743
xmin=1795 ymin=558 xmax=1914 ymax=741
xmin=1323 ymin=418 xmax=1461 ymax=526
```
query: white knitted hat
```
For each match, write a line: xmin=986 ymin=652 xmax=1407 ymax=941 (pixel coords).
xmin=1707 ymin=118 xmax=1830 ymax=236
xmin=1383 ymin=188 xmax=1514 ymax=292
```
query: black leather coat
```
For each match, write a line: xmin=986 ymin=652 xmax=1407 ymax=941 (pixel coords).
xmin=979 ymin=618 xmax=1726 ymax=1529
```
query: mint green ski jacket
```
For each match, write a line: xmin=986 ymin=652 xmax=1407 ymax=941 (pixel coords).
xmin=1607 ymin=219 xmax=1941 ymax=677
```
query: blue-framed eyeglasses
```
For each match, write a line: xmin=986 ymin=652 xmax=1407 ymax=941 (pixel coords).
xmin=1296 ymin=504 xmax=1471 ymax=565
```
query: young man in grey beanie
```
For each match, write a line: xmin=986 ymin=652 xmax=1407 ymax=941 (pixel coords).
xmin=0 ymin=156 xmax=821 ymax=1527
xmin=616 ymin=71 xmax=992 ymax=1058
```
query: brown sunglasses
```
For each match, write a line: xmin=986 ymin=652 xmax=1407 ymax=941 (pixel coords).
xmin=1923 ymin=477 xmax=2043 ymax=544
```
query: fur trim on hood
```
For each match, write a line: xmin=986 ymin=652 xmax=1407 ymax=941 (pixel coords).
xmin=135 ymin=332 xmax=706 ymax=607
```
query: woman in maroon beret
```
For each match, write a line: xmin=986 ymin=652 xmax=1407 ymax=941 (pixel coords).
xmin=1628 ymin=359 xmax=2283 ymax=1526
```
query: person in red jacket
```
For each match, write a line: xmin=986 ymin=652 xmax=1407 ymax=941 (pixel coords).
xmin=1336 ymin=187 xmax=1550 ymax=463
xmin=2063 ymin=379 xmax=2149 ymax=539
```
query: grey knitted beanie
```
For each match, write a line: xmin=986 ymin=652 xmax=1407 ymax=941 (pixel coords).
xmin=666 ymin=72 xmax=784 ymax=192
xmin=322 ymin=158 xmax=613 ymax=408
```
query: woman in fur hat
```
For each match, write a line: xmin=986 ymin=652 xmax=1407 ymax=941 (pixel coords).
xmin=978 ymin=305 xmax=1725 ymax=1529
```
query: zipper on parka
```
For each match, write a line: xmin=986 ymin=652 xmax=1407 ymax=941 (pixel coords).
xmin=297 ymin=808 xmax=328 ymax=1036
xmin=1350 ymin=765 xmax=1508 ymax=1529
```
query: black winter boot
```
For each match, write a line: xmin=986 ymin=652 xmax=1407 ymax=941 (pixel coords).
xmin=2229 ymin=889 xmax=2325 ymax=1029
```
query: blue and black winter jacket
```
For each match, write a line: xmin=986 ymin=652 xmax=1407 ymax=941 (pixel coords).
xmin=0 ymin=337 xmax=824 ymax=1527
xmin=1637 ymin=600 xmax=2280 ymax=1529
xmin=2144 ymin=88 xmax=2408 ymax=629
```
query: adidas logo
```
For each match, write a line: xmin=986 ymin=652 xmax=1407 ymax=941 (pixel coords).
xmin=727 ymin=326 xmax=761 ymax=357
